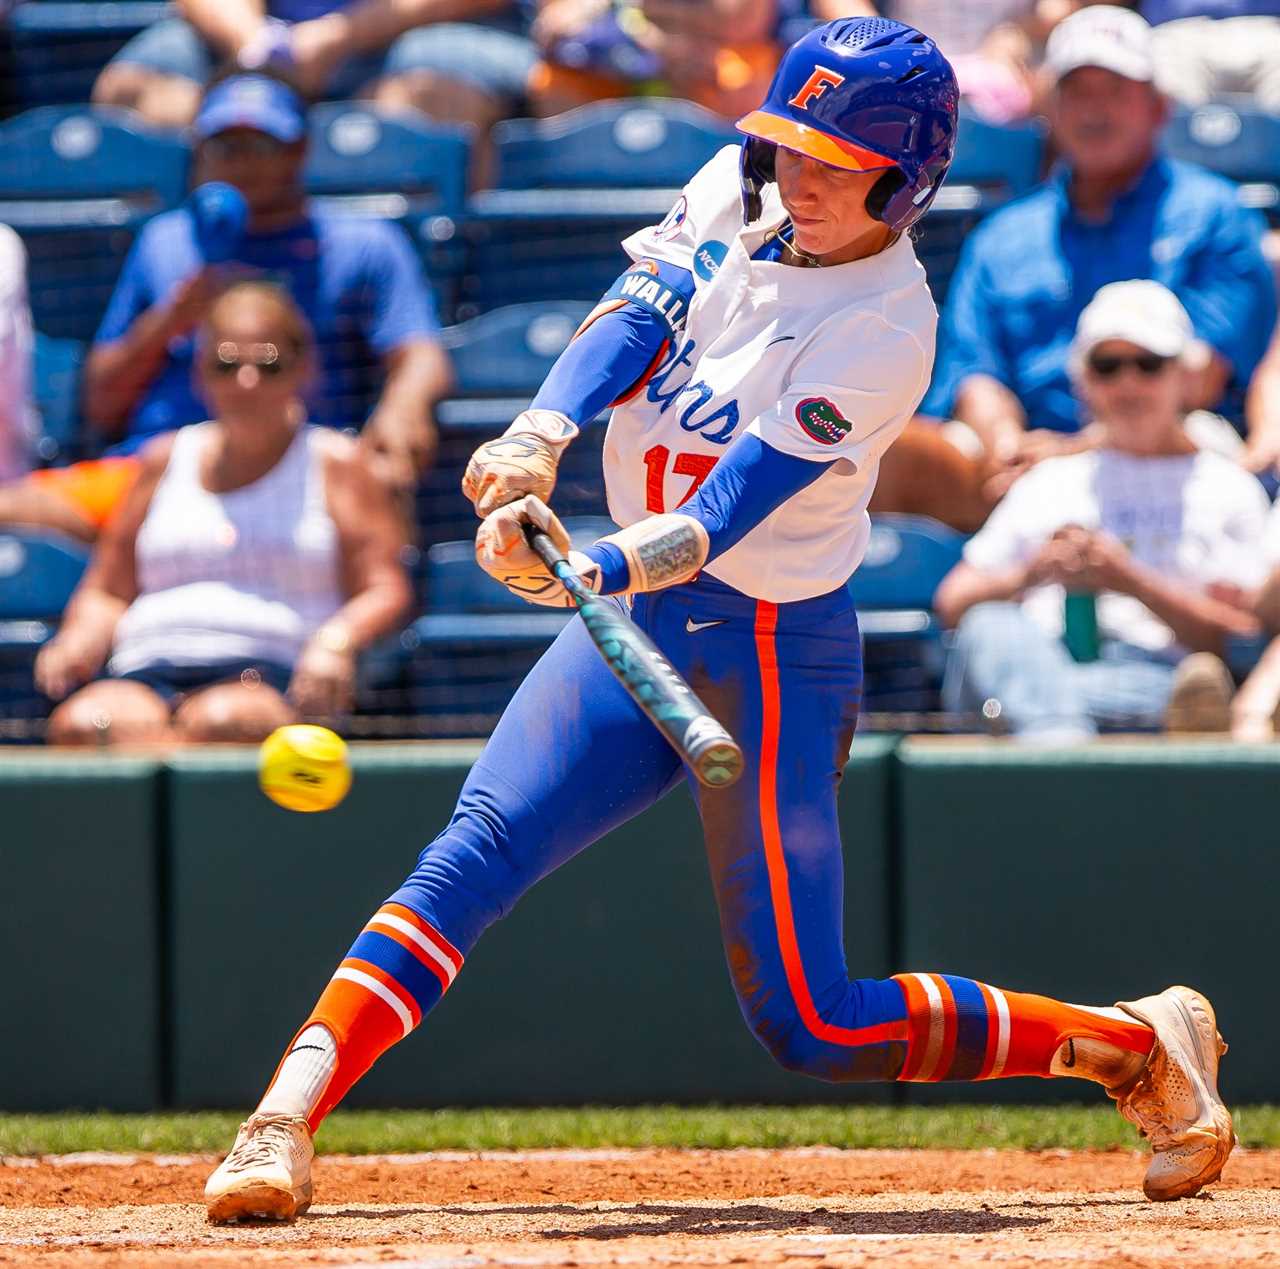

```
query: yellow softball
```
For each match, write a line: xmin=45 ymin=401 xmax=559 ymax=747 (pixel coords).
xmin=258 ymin=724 xmax=353 ymax=813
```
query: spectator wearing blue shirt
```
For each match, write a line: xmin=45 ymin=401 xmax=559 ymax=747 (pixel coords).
xmin=1145 ymin=2 xmax=1280 ymax=111
xmin=83 ymin=70 xmax=450 ymax=517
xmin=92 ymin=0 xmax=534 ymax=144
xmin=922 ymin=5 xmax=1277 ymax=503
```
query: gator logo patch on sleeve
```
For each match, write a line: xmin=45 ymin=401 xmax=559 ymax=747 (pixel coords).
xmin=795 ymin=396 xmax=851 ymax=445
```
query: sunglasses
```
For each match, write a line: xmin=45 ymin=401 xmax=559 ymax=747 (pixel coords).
xmin=207 ymin=341 xmax=294 ymax=377
xmin=1087 ymin=351 xmax=1172 ymax=379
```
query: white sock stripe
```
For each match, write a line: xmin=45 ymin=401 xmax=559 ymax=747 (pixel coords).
xmin=914 ymin=973 xmax=946 ymax=1081
xmin=989 ymin=987 xmax=1011 ymax=1079
xmin=333 ymin=967 xmax=414 ymax=1038
xmin=368 ymin=913 xmax=459 ymax=986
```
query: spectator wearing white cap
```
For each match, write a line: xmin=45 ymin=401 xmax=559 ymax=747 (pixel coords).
xmin=1144 ymin=2 xmax=1280 ymax=113
xmin=922 ymin=4 xmax=1277 ymax=505
xmin=935 ymin=279 xmax=1268 ymax=740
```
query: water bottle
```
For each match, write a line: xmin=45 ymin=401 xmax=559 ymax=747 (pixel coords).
xmin=1063 ymin=591 xmax=1099 ymax=663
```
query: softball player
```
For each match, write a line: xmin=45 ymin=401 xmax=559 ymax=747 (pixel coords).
xmin=207 ymin=18 xmax=1233 ymax=1222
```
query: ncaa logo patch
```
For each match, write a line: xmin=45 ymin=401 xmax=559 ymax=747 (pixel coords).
xmin=796 ymin=396 xmax=851 ymax=445
xmin=693 ymin=240 xmax=728 ymax=280
xmin=654 ymin=195 xmax=688 ymax=241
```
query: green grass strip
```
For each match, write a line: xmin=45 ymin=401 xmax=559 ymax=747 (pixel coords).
xmin=2 ymin=1105 xmax=1278 ymax=1156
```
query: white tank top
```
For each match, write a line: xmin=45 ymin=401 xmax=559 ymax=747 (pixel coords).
xmin=110 ymin=422 xmax=343 ymax=675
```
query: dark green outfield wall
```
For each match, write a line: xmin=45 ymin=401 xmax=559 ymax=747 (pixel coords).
xmin=2 ymin=739 xmax=1276 ymax=1109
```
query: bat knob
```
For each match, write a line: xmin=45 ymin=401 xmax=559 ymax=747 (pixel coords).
xmin=683 ymin=717 xmax=744 ymax=788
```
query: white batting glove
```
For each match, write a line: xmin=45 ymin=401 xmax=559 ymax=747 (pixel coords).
xmin=475 ymin=494 xmax=601 ymax=607
xmin=462 ymin=409 xmax=579 ymax=518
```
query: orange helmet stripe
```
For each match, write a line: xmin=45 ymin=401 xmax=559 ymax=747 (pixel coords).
xmin=735 ymin=109 xmax=897 ymax=173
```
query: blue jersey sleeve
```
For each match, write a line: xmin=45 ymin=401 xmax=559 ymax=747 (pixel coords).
xmin=582 ymin=434 xmax=835 ymax=592
xmin=531 ymin=260 xmax=694 ymax=425
xmin=364 ymin=223 xmax=441 ymax=352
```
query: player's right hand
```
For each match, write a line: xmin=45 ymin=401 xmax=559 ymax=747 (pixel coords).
xmin=475 ymin=494 xmax=599 ymax=607
xmin=462 ymin=409 xmax=579 ymax=518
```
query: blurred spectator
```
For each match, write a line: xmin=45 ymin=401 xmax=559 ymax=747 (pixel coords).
xmin=0 ymin=70 xmax=450 ymax=544
xmin=1244 ymin=286 xmax=1280 ymax=478
xmin=1145 ymin=2 xmax=1280 ymax=112
xmin=1229 ymin=502 xmax=1280 ymax=738
xmin=35 ymin=281 xmax=412 ymax=747
xmin=0 ymin=225 xmax=36 ymax=486
xmin=92 ymin=0 xmax=534 ymax=137
xmin=934 ymin=281 xmax=1267 ymax=741
xmin=529 ymin=0 xmax=782 ymax=120
xmin=922 ymin=5 xmax=1277 ymax=504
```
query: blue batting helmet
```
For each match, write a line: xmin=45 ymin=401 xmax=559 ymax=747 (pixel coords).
xmin=736 ymin=17 xmax=959 ymax=232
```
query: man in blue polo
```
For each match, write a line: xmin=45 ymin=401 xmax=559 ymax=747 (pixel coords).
xmin=922 ymin=4 xmax=1277 ymax=500
xmin=80 ymin=68 xmax=450 ymax=515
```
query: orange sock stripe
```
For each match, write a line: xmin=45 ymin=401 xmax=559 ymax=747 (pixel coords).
xmin=365 ymin=908 xmax=459 ymax=994
xmin=755 ymin=601 xmax=908 ymax=1051
xmin=337 ymin=957 xmax=423 ymax=1030
xmin=893 ymin=973 xmax=934 ymax=1080
xmin=380 ymin=903 xmax=464 ymax=976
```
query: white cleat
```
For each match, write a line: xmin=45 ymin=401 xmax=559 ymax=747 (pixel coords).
xmin=1112 ymin=986 xmax=1234 ymax=1201
xmin=204 ymin=1112 xmax=314 ymax=1223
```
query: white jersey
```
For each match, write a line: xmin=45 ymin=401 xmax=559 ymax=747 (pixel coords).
xmin=110 ymin=423 xmax=344 ymax=675
xmin=603 ymin=145 xmax=938 ymax=603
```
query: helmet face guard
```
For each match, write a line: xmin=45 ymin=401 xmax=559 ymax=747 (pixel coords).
xmin=737 ymin=18 xmax=959 ymax=233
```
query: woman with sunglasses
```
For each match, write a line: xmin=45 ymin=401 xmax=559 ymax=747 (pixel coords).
xmin=937 ymin=278 xmax=1269 ymax=739
xmin=35 ymin=280 xmax=411 ymax=745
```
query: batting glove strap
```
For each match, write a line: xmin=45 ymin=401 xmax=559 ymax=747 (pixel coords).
xmin=596 ymin=514 xmax=710 ymax=593
xmin=502 ymin=409 xmax=580 ymax=452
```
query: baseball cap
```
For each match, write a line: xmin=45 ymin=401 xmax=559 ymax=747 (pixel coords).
xmin=1072 ymin=280 xmax=1194 ymax=365
xmin=1045 ymin=5 xmax=1155 ymax=85
xmin=193 ymin=74 xmax=306 ymax=144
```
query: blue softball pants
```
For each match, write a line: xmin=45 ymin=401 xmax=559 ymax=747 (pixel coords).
xmin=385 ymin=572 xmax=911 ymax=1081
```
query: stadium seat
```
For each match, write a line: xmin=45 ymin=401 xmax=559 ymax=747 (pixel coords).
xmin=1163 ymin=99 xmax=1280 ymax=224
xmin=8 ymin=1 xmax=171 ymax=110
xmin=304 ymin=103 xmax=470 ymax=322
xmin=31 ymin=332 xmax=87 ymax=465
xmin=849 ymin=514 xmax=967 ymax=724
xmin=462 ymin=99 xmax=736 ymax=318
xmin=402 ymin=517 xmax=615 ymax=736
xmin=419 ymin=302 xmax=602 ymax=551
xmin=0 ymin=530 xmax=90 ymax=738
xmin=0 ymin=105 xmax=189 ymax=340
xmin=440 ymin=301 xmax=593 ymax=397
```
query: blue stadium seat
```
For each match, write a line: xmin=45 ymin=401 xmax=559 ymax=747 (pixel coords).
xmin=419 ymin=301 xmax=601 ymax=551
xmin=1163 ymin=100 xmax=1280 ymax=224
xmin=462 ymin=99 xmax=736 ymax=318
xmin=8 ymin=1 xmax=171 ymax=109
xmin=914 ymin=112 xmax=1046 ymax=308
xmin=489 ymin=98 xmax=738 ymax=191
xmin=440 ymin=301 xmax=593 ymax=396
xmin=401 ymin=517 xmax=615 ymax=736
xmin=31 ymin=332 xmax=87 ymax=465
xmin=0 ymin=105 xmax=189 ymax=340
xmin=849 ymin=514 xmax=966 ymax=724
xmin=304 ymin=103 xmax=470 ymax=322
xmin=0 ymin=530 xmax=90 ymax=736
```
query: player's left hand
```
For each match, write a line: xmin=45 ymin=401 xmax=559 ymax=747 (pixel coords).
xmin=475 ymin=494 xmax=599 ymax=607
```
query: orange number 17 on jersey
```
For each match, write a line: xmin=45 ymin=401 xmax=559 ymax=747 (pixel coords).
xmin=643 ymin=445 xmax=719 ymax=514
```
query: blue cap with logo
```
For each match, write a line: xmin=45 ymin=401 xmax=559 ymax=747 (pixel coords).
xmin=192 ymin=74 xmax=307 ymax=144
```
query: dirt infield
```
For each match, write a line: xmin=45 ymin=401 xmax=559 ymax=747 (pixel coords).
xmin=3 ymin=1148 xmax=1278 ymax=1268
